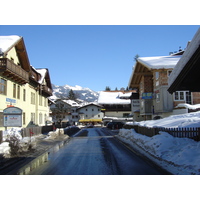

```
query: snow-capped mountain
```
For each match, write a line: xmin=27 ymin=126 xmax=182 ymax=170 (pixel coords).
xmin=50 ymin=84 xmax=99 ymax=102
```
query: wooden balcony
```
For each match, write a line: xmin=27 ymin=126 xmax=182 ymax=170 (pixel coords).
xmin=102 ymin=104 xmax=131 ymax=112
xmin=0 ymin=58 xmax=29 ymax=84
xmin=42 ymin=85 xmax=52 ymax=96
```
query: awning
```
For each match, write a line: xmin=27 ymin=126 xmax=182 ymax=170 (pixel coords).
xmin=79 ymin=119 xmax=102 ymax=123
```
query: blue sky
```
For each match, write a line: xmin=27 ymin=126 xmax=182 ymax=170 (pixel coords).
xmin=0 ymin=25 xmax=199 ymax=92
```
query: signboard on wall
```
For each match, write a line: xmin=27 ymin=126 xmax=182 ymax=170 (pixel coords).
xmin=142 ymin=92 xmax=153 ymax=99
xmin=4 ymin=115 xmax=22 ymax=127
xmin=3 ymin=107 xmax=22 ymax=127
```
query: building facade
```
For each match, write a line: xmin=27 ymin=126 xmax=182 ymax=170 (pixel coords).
xmin=129 ymin=54 xmax=200 ymax=121
xmin=50 ymin=99 xmax=79 ymax=126
xmin=0 ymin=35 xmax=52 ymax=130
xmin=97 ymin=90 xmax=133 ymax=124
xmin=77 ymin=103 xmax=104 ymax=124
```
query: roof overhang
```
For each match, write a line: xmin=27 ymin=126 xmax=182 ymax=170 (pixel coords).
xmin=168 ymin=28 xmax=200 ymax=93
xmin=128 ymin=62 xmax=152 ymax=89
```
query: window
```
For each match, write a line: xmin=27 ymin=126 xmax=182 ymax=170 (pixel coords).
xmin=39 ymin=113 xmax=42 ymax=124
xmin=0 ymin=78 xmax=7 ymax=95
xmin=168 ymin=70 xmax=172 ymax=77
xmin=174 ymin=91 xmax=192 ymax=104
xmin=31 ymin=113 xmax=35 ymax=124
xmin=155 ymin=72 xmax=159 ymax=79
xmin=156 ymin=93 xmax=160 ymax=102
xmin=13 ymin=84 xmax=16 ymax=98
xmin=17 ymin=85 xmax=20 ymax=99
xmin=174 ymin=91 xmax=185 ymax=101
xmin=39 ymin=95 xmax=42 ymax=106
xmin=155 ymin=72 xmax=159 ymax=86
xmin=23 ymin=112 xmax=26 ymax=125
xmin=23 ymin=89 xmax=26 ymax=101
xmin=31 ymin=92 xmax=35 ymax=104
xmin=86 ymin=109 xmax=88 ymax=111
xmin=44 ymin=98 xmax=47 ymax=107
xmin=123 ymin=113 xmax=129 ymax=118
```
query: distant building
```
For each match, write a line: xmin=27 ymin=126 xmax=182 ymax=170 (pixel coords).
xmin=50 ymin=99 xmax=79 ymax=126
xmin=97 ymin=90 xmax=134 ymax=123
xmin=77 ymin=103 xmax=104 ymax=125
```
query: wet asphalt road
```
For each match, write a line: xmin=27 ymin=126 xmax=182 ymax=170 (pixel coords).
xmin=30 ymin=128 xmax=167 ymax=175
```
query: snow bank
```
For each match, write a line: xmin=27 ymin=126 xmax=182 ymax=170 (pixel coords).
xmin=0 ymin=142 xmax=10 ymax=155
xmin=0 ymin=128 xmax=38 ymax=157
xmin=176 ymin=103 xmax=200 ymax=110
xmin=131 ymin=111 xmax=200 ymax=128
xmin=46 ymin=128 xmax=64 ymax=139
xmin=119 ymin=111 xmax=200 ymax=174
xmin=117 ymin=129 xmax=200 ymax=175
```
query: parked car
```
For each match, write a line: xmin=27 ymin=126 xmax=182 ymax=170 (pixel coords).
xmin=87 ymin=124 xmax=94 ymax=128
xmin=64 ymin=126 xmax=80 ymax=136
xmin=106 ymin=121 xmax=124 ymax=129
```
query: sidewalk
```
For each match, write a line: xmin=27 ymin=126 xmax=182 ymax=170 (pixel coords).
xmin=0 ymin=134 xmax=70 ymax=175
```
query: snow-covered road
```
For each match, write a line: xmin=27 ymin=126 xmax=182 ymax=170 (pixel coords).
xmin=30 ymin=128 xmax=167 ymax=175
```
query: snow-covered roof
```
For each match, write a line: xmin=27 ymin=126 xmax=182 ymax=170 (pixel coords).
xmin=118 ymin=92 xmax=132 ymax=98
xmin=168 ymin=28 xmax=200 ymax=87
xmin=35 ymin=68 xmax=47 ymax=84
xmin=137 ymin=55 xmax=182 ymax=70
xmin=0 ymin=35 xmax=21 ymax=54
xmin=62 ymin=99 xmax=79 ymax=107
xmin=77 ymin=102 xmax=102 ymax=110
xmin=98 ymin=91 xmax=131 ymax=105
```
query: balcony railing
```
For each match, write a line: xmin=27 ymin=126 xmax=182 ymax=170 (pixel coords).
xmin=0 ymin=58 xmax=29 ymax=84
xmin=42 ymin=85 xmax=53 ymax=96
xmin=102 ymin=104 xmax=131 ymax=112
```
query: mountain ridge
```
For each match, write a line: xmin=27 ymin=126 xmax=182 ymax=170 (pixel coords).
xmin=50 ymin=84 xmax=99 ymax=102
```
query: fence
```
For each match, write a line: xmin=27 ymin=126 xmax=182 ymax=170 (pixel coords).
xmin=0 ymin=131 xmax=2 ymax=144
xmin=21 ymin=127 xmax=42 ymax=138
xmin=124 ymin=124 xmax=200 ymax=141
xmin=157 ymin=127 xmax=200 ymax=141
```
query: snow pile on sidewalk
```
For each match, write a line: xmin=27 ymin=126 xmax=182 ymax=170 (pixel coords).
xmin=46 ymin=128 xmax=64 ymax=139
xmin=0 ymin=128 xmax=37 ymax=157
xmin=117 ymin=111 xmax=200 ymax=175
xmin=130 ymin=110 xmax=200 ymax=128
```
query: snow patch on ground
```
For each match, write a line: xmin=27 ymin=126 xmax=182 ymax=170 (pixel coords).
xmin=117 ymin=128 xmax=200 ymax=175
xmin=130 ymin=110 xmax=200 ymax=128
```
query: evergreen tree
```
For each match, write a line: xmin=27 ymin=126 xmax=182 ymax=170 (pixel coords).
xmin=68 ymin=89 xmax=76 ymax=100
xmin=134 ymin=54 xmax=140 ymax=61
xmin=105 ymin=86 xmax=111 ymax=91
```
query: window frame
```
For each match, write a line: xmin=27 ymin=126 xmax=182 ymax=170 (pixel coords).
xmin=0 ymin=78 xmax=7 ymax=95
